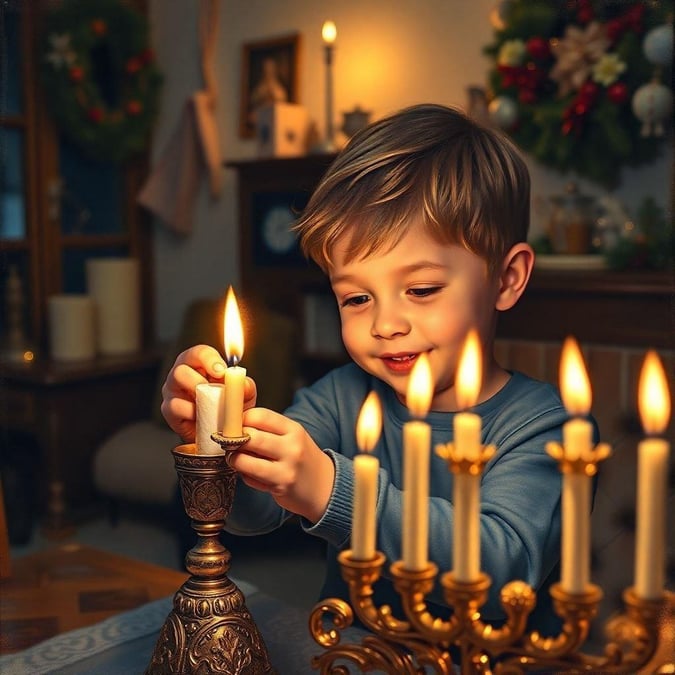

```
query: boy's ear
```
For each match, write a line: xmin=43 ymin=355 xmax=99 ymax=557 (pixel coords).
xmin=495 ymin=243 xmax=534 ymax=311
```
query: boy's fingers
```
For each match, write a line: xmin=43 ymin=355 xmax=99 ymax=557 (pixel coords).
xmin=176 ymin=344 xmax=226 ymax=379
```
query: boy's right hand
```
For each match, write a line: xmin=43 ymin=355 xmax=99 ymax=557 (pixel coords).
xmin=160 ymin=344 xmax=257 ymax=441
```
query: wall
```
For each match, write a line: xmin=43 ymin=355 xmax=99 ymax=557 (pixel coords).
xmin=148 ymin=0 xmax=672 ymax=341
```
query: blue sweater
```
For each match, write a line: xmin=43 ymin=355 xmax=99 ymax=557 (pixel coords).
xmin=226 ymin=363 xmax=572 ymax=633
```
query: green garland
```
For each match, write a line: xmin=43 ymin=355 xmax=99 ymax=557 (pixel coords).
xmin=484 ymin=0 xmax=672 ymax=188
xmin=40 ymin=0 xmax=162 ymax=164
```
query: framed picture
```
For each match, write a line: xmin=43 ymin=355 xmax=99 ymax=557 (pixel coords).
xmin=239 ymin=33 xmax=301 ymax=139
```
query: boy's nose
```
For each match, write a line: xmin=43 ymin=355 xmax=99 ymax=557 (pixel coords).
xmin=371 ymin=305 xmax=410 ymax=339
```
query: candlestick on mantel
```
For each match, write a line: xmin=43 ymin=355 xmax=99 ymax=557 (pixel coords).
xmin=352 ymin=391 xmax=382 ymax=561
xmin=196 ymin=383 xmax=226 ymax=455
xmin=559 ymin=336 xmax=593 ymax=594
xmin=635 ymin=350 xmax=671 ymax=600
xmin=319 ymin=20 xmax=337 ymax=152
xmin=222 ymin=286 xmax=246 ymax=438
xmin=402 ymin=354 xmax=433 ymax=571
xmin=453 ymin=330 xmax=483 ymax=582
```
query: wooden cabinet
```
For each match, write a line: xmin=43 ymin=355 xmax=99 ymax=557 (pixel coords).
xmin=0 ymin=0 xmax=154 ymax=358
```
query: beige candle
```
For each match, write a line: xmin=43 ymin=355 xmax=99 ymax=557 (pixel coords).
xmin=352 ymin=391 xmax=382 ymax=560
xmin=559 ymin=337 xmax=593 ymax=593
xmin=452 ymin=330 xmax=483 ymax=581
xmin=222 ymin=286 xmax=246 ymax=438
xmin=635 ymin=350 xmax=671 ymax=599
xmin=402 ymin=354 xmax=432 ymax=570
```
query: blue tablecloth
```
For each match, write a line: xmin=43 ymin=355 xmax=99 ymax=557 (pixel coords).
xmin=0 ymin=578 xmax=373 ymax=675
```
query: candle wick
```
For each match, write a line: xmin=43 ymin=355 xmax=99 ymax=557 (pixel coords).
xmin=227 ymin=355 xmax=240 ymax=367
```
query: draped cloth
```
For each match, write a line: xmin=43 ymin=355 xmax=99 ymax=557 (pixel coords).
xmin=138 ymin=0 xmax=222 ymax=235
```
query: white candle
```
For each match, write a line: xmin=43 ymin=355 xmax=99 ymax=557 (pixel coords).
xmin=635 ymin=350 xmax=671 ymax=599
xmin=559 ymin=337 xmax=593 ymax=593
xmin=351 ymin=391 xmax=382 ymax=560
xmin=196 ymin=383 xmax=226 ymax=455
xmin=452 ymin=330 xmax=483 ymax=581
xmin=222 ymin=286 xmax=246 ymax=438
xmin=402 ymin=354 xmax=432 ymax=570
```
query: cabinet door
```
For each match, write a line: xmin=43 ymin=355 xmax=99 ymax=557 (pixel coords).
xmin=0 ymin=0 xmax=153 ymax=355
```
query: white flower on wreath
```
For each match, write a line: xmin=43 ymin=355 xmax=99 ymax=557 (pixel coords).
xmin=46 ymin=33 xmax=76 ymax=69
xmin=592 ymin=53 xmax=627 ymax=87
xmin=497 ymin=39 xmax=526 ymax=67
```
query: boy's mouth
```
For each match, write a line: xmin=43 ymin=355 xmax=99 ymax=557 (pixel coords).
xmin=380 ymin=352 xmax=420 ymax=374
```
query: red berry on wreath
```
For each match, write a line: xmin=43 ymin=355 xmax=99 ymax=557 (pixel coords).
xmin=518 ymin=88 xmax=537 ymax=104
xmin=579 ymin=80 xmax=599 ymax=103
xmin=607 ymin=82 xmax=629 ymax=104
xmin=91 ymin=19 xmax=107 ymax=36
xmin=526 ymin=36 xmax=549 ymax=60
xmin=126 ymin=57 xmax=141 ymax=74
xmin=69 ymin=66 xmax=84 ymax=83
xmin=126 ymin=100 xmax=142 ymax=115
xmin=87 ymin=107 xmax=103 ymax=123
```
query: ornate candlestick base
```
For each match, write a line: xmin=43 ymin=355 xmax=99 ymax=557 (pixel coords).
xmin=146 ymin=443 xmax=275 ymax=674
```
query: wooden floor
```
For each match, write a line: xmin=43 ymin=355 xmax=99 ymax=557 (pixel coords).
xmin=0 ymin=543 xmax=188 ymax=654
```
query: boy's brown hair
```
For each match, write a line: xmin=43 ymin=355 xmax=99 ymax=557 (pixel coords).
xmin=294 ymin=103 xmax=530 ymax=276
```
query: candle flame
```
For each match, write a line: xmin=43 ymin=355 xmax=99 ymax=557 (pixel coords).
xmin=639 ymin=350 xmax=671 ymax=434
xmin=456 ymin=330 xmax=482 ymax=409
xmin=560 ymin=336 xmax=591 ymax=416
xmin=223 ymin=286 xmax=244 ymax=365
xmin=407 ymin=353 xmax=433 ymax=418
xmin=356 ymin=391 xmax=382 ymax=452
xmin=322 ymin=20 xmax=337 ymax=44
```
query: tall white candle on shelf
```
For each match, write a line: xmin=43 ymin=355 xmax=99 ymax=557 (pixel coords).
xmin=403 ymin=353 xmax=433 ymax=571
xmin=453 ymin=330 xmax=483 ymax=582
xmin=222 ymin=286 xmax=247 ymax=438
xmin=351 ymin=391 xmax=382 ymax=561
xmin=635 ymin=350 xmax=671 ymax=599
xmin=559 ymin=336 xmax=593 ymax=594
xmin=195 ymin=383 xmax=226 ymax=455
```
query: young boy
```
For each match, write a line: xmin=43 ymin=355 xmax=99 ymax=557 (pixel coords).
xmin=162 ymin=103 xmax=575 ymax=633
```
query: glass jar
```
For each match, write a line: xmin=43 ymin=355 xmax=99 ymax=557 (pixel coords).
xmin=548 ymin=182 xmax=597 ymax=255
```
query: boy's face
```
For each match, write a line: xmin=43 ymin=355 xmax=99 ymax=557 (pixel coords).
xmin=329 ymin=222 xmax=501 ymax=411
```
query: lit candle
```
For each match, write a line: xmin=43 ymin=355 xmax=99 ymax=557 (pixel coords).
xmin=222 ymin=286 xmax=246 ymax=438
xmin=635 ymin=350 xmax=670 ymax=599
xmin=453 ymin=330 xmax=483 ymax=582
xmin=320 ymin=20 xmax=337 ymax=152
xmin=351 ymin=391 xmax=382 ymax=561
xmin=403 ymin=353 xmax=433 ymax=570
xmin=196 ymin=382 xmax=226 ymax=455
xmin=559 ymin=336 xmax=593 ymax=594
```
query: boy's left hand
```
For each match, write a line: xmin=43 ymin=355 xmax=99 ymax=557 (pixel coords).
xmin=231 ymin=407 xmax=335 ymax=524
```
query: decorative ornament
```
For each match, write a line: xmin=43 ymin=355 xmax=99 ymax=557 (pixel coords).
xmin=489 ymin=0 xmax=514 ymax=31
xmin=643 ymin=23 xmax=674 ymax=67
xmin=488 ymin=95 xmax=518 ymax=130
xmin=632 ymin=80 xmax=673 ymax=137
xmin=484 ymin=0 xmax=673 ymax=188
xmin=40 ymin=0 xmax=162 ymax=163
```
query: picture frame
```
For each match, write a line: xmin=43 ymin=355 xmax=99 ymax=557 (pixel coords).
xmin=239 ymin=33 xmax=301 ymax=139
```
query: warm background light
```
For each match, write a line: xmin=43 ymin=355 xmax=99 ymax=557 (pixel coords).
xmin=356 ymin=391 xmax=383 ymax=452
xmin=407 ymin=353 xmax=432 ymax=418
xmin=638 ymin=350 xmax=671 ymax=434
xmin=560 ymin=336 xmax=591 ymax=416
xmin=223 ymin=285 xmax=244 ymax=364
xmin=322 ymin=20 xmax=337 ymax=44
xmin=456 ymin=330 xmax=481 ymax=409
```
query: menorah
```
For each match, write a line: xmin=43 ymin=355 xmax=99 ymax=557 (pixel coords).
xmin=309 ymin=442 xmax=670 ymax=674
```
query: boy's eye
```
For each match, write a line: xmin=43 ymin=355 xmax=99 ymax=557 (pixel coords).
xmin=408 ymin=286 xmax=442 ymax=298
xmin=341 ymin=294 xmax=370 ymax=308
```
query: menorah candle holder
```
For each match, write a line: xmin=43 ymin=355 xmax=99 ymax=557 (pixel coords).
xmin=145 ymin=441 xmax=275 ymax=675
xmin=309 ymin=441 xmax=670 ymax=674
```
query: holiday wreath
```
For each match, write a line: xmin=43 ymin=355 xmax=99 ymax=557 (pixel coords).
xmin=40 ymin=0 xmax=162 ymax=163
xmin=484 ymin=0 xmax=673 ymax=188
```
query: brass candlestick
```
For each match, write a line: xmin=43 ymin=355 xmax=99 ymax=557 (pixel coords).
xmin=146 ymin=442 xmax=275 ymax=675
xmin=310 ymin=440 xmax=670 ymax=673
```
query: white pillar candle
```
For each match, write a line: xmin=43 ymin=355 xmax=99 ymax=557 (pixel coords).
xmin=634 ymin=350 xmax=671 ymax=599
xmin=47 ymin=294 xmax=96 ymax=361
xmin=453 ymin=472 xmax=481 ymax=582
xmin=352 ymin=391 xmax=382 ymax=561
xmin=402 ymin=421 xmax=431 ymax=570
xmin=352 ymin=453 xmax=379 ymax=560
xmin=561 ymin=470 xmax=591 ymax=593
xmin=635 ymin=437 xmax=668 ymax=598
xmin=196 ymin=383 xmax=226 ymax=455
xmin=223 ymin=365 xmax=246 ymax=437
